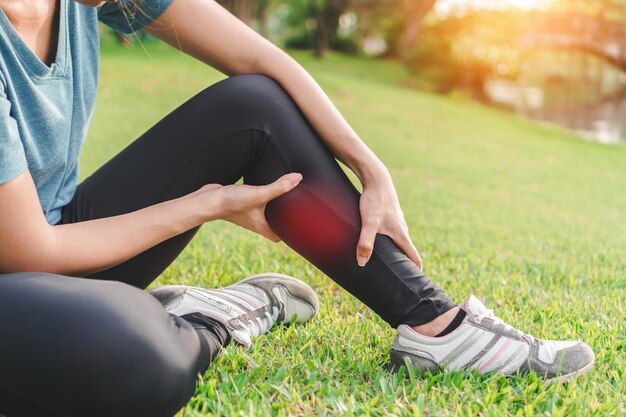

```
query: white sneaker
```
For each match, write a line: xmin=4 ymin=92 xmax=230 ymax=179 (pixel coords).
xmin=390 ymin=295 xmax=595 ymax=382
xmin=150 ymin=272 xmax=319 ymax=349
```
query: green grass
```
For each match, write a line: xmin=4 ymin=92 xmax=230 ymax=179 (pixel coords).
xmin=87 ymin=42 xmax=626 ymax=416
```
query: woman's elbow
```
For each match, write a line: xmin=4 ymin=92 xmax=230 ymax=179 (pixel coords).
xmin=0 ymin=255 xmax=56 ymax=274
xmin=0 ymin=235 xmax=60 ymax=274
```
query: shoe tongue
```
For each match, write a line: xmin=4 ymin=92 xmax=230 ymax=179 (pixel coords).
xmin=460 ymin=295 xmax=488 ymax=315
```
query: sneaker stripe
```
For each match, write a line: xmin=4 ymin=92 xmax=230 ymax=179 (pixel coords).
xmin=188 ymin=289 xmax=248 ymax=315
xmin=491 ymin=343 xmax=527 ymax=374
xmin=178 ymin=295 xmax=241 ymax=319
xmin=202 ymin=289 xmax=257 ymax=312
xmin=398 ymin=324 xmax=477 ymax=363
xmin=442 ymin=329 xmax=482 ymax=367
xmin=460 ymin=334 xmax=501 ymax=370
xmin=220 ymin=288 xmax=265 ymax=310
xmin=192 ymin=307 xmax=236 ymax=324
xmin=478 ymin=338 xmax=513 ymax=373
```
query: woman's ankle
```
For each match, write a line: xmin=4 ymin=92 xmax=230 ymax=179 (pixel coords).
xmin=411 ymin=307 xmax=461 ymax=337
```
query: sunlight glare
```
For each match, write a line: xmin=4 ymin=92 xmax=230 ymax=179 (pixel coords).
xmin=435 ymin=0 xmax=554 ymax=18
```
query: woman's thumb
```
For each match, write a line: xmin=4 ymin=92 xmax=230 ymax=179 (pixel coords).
xmin=261 ymin=173 xmax=303 ymax=200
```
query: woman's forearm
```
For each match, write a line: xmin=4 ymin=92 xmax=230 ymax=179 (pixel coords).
xmin=0 ymin=172 xmax=215 ymax=276
xmin=46 ymin=194 xmax=211 ymax=276
xmin=1 ymin=171 xmax=298 ymax=277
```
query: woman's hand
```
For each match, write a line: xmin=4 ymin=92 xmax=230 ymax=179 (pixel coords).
xmin=194 ymin=173 xmax=303 ymax=242
xmin=356 ymin=172 xmax=422 ymax=269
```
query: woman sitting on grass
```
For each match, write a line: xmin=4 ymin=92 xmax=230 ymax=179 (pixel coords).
xmin=0 ymin=0 xmax=594 ymax=416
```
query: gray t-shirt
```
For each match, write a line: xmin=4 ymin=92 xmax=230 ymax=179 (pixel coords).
xmin=0 ymin=0 xmax=174 ymax=224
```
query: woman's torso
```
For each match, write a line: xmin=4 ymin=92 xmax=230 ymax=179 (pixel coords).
xmin=0 ymin=0 xmax=100 ymax=225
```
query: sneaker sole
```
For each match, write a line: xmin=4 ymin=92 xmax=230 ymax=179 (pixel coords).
xmin=238 ymin=272 xmax=319 ymax=321
xmin=390 ymin=348 xmax=595 ymax=383
xmin=545 ymin=358 xmax=595 ymax=384
xmin=388 ymin=348 xmax=439 ymax=375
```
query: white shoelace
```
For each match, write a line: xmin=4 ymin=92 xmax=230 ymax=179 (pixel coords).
xmin=474 ymin=308 xmax=537 ymax=343
xmin=234 ymin=305 xmax=280 ymax=338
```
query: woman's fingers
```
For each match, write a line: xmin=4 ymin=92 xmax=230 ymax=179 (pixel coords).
xmin=394 ymin=233 xmax=423 ymax=269
xmin=357 ymin=215 xmax=379 ymax=266
xmin=258 ymin=173 xmax=302 ymax=202
xmin=255 ymin=173 xmax=301 ymax=240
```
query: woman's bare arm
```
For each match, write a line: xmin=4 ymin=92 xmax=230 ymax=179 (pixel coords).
xmin=0 ymin=171 xmax=209 ymax=275
xmin=144 ymin=0 xmax=423 ymax=268
xmin=0 ymin=171 xmax=300 ymax=276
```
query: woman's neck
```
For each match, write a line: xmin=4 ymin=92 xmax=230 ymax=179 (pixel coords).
xmin=0 ymin=0 xmax=59 ymax=66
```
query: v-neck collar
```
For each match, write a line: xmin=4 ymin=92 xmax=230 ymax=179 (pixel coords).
xmin=0 ymin=0 xmax=68 ymax=79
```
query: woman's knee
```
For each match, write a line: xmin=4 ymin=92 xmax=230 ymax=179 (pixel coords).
xmin=216 ymin=73 xmax=286 ymax=100
xmin=61 ymin=281 xmax=201 ymax=416
xmin=80 ymin=287 xmax=201 ymax=417
xmin=0 ymin=275 xmax=201 ymax=417
xmin=206 ymin=73 xmax=295 ymax=119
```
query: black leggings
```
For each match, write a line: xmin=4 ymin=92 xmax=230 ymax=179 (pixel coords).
xmin=0 ymin=74 xmax=454 ymax=417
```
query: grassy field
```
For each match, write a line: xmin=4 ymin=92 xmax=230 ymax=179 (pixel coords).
xmin=87 ymin=42 xmax=626 ymax=416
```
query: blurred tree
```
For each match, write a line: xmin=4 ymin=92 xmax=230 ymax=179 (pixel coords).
xmin=217 ymin=0 xmax=256 ymax=25
xmin=279 ymin=0 xmax=351 ymax=57
xmin=255 ymin=0 xmax=273 ymax=36
xmin=312 ymin=0 xmax=350 ymax=57
xmin=346 ymin=0 xmax=439 ymax=58
xmin=408 ymin=10 xmax=526 ymax=100
xmin=399 ymin=0 xmax=437 ymax=57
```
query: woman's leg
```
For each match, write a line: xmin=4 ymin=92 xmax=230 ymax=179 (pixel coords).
xmin=62 ymin=73 xmax=455 ymax=327
xmin=0 ymin=273 xmax=228 ymax=417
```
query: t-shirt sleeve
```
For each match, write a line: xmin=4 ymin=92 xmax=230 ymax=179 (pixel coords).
xmin=97 ymin=0 xmax=175 ymax=35
xmin=0 ymin=82 xmax=27 ymax=185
